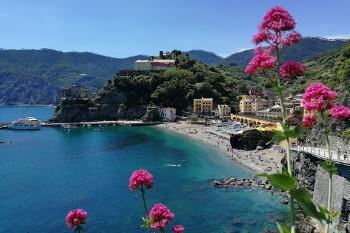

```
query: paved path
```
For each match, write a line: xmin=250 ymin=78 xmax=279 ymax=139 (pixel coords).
xmin=292 ymin=145 xmax=350 ymax=165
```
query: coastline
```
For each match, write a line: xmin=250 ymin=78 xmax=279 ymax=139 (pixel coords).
xmin=0 ymin=104 xmax=56 ymax=107
xmin=156 ymin=122 xmax=283 ymax=173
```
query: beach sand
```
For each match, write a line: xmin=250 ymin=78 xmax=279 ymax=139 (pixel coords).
xmin=157 ymin=122 xmax=284 ymax=173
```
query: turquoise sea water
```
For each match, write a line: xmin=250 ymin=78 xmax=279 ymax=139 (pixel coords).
xmin=0 ymin=106 xmax=287 ymax=233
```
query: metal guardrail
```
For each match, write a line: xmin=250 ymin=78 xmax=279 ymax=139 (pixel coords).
xmin=292 ymin=145 xmax=350 ymax=165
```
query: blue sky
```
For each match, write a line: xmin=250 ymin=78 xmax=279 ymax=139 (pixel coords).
xmin=1 ymin=0 xmax=349 ymax=58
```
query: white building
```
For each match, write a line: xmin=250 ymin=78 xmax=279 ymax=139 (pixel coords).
xmin=217 ymin=105 xmax=231 ymax=117
xmin=134 ymin=59 xmax=175 ymax=71
xmin=159 ymin=107 xmax=176 ymax=122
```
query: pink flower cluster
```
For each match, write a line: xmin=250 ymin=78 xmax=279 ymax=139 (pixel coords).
xmin=252 ymin=30 xmax=270 ymax=44
xmin=330 ymin=105 xmax=350 ymax=120
xmin=302 ymin=83 xmax=337 ymax=112
xmin=302 ymin=115 xmax=317 ymax=128
xmin=129 ymin=169 xmax=154 ymax=191
xmin=259 ymin=6 xmax=296 ymax=32
xmin=173 ymin=225 xmax=185 ymax=233
xmin=282 ymin=31 xmax=301 ymax=46
xmin=66 ymin=209 xmax=87 ymax=228
xmin=245 ymin=48 xmax=276 ymax=74
xmin=302 ymin=83 xmax=350 ymax=128
xmin=279 ymin=61 xmax=306 ymax=78
xmin=247 ymin=6 xmax=302 ymax=75
xmin=149 ymin=203 xmax=175 ymax=229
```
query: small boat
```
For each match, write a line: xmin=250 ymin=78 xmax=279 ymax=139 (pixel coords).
xmin=8 ymin=117 xmax=41 ymax=130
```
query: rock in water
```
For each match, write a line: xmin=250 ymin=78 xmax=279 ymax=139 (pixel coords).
xmin=230 ymin=129 xmax=274 ymax=150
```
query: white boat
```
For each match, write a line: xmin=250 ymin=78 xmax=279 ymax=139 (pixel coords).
xmin=8 ymin=117 xmax=41 ymax=130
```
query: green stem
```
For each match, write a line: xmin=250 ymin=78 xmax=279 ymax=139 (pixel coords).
xmin=276 ymin=46 xmax=296 ymax=233
xmin=76 ymin=226 xmax=82 ymax=233
xmin=322 ymin=113 xmax=332 ymax=233
xmin=141 ymin=185 xmax=152 ymax=233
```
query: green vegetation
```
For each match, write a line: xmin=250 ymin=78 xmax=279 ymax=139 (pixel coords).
xmin=97 ymin=54 xmax=251 ymax=114
xmin=292 ymin=41 xmax=350 ymax=104
xmin=0 ymin=38 xmax=346 ymax=105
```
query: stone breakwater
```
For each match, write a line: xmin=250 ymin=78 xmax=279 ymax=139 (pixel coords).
xmin=213 ymin=177 xmax=272 ymax=190
xmin=213 ymin=177 xmax=290 ymax=205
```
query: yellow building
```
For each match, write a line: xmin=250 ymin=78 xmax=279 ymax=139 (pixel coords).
xmin=193 ymin=98 xmax=213 ymax=114
xmin=239 ymin=95 xmax=252 ymax=113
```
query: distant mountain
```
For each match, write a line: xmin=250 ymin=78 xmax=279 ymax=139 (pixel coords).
xmin=0 ymin=37 xmax=346 ymax=105
xmin=186 ymin=37 xmax=347 ymax=67
xmin=185 ymin=50 xmax=224 ymax=65
xmin=0 ymin=49 xmax=148 ymax=104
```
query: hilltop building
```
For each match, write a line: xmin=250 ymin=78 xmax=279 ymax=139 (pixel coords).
xmin=193 ymin=98 xmax=213 ymax=114
xmin=134 ymin=51 xmax=176 ymax=71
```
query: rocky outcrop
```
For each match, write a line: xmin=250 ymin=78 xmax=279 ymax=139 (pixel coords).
xmin=213 ymin=177 xmax=273 ymax=190
xmin=230 ymin=129 xmax=274 ymax=150
xmin=52 ymin=98 xmax=147 ymax=123
xmin=291 ymin=151 xmax=318 ymax=193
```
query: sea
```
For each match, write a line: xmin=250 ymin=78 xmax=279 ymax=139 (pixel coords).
xmin=0 ymin=106 xmax=287 ymax=233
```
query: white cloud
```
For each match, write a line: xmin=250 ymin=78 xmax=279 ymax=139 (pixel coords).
xmin=324 ymin=34 xmax=350 ymax=40
xmin=238 ymin=48 xmax=252 ymax=52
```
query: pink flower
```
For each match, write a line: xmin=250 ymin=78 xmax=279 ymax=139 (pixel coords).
xmin=129 ymin=169 xmax=154 ymax=191
xmin=149 ymin=203 xmax=175 ymax=230
xmin=283 ymin=31 xmax=301 ymax=46
xmin=302 ymin=83 xmax=337 ymax=112
xmin=260 ymin=6 xmax=296 ymax=32
xmin=330 ymin=105 xmax=350 ymax=120
xmin=252 ymin=30 xmax=270 ymax=44
xmin=173 ymin=225 xmax=185 ymax=233
xmin=66 ymin=209 xmax=87 ymax=228
xmin=245 ymin=47 xmax=276 ymax=75
xmin=279 ymin=61 xmax=306 ymax=78
xmin=303 ymin=115 xmax=317 ymax=128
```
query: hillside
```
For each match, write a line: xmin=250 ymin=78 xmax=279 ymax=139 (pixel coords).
xmin=292 ymin=41 xmax=350 ymax=105
xmin=0 ymin=37 xmax=346 ymax=105
xmin=52 ymin=54 xmax=251 ymax=122
xmin=0 ymin=49 xmax=148 ymax=104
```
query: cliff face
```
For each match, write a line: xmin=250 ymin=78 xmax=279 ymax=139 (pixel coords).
xmin=52 ymin=99 xmax=147 ymax=122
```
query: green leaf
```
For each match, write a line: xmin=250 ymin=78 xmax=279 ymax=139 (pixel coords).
xmin=293 ymin=188 xmax=327 ymax=221
xmin=282 ymin=123 xmax=303 ymax=138
xmin=270 ymin=132 xmax=287 ymax=144
xmin=258 ymin=173 xmax=297 ymax=191
xmin=319 ymin=161 xmax=337 ymax=174
xmin=276 ymin=222 xmax=290 ymax=233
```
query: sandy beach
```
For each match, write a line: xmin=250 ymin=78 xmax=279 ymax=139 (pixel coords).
xmin=157 ymin=122 xmax=284 ymax=173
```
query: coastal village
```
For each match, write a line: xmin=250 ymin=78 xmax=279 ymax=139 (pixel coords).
xmin=3 ymin=3 xmax=350 ymax=233
xmin=34 ymin=50 xmax=350 ymax=232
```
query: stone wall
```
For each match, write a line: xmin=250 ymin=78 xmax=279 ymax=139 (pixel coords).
xmin=292 ymin=151 xmax=350 ymax=232
xmin=330 ymin=136 xmax=350 ymax=154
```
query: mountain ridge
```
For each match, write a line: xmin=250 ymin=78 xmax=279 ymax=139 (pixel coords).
xmin=0 ymin=37 xmax=347 ymax=105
